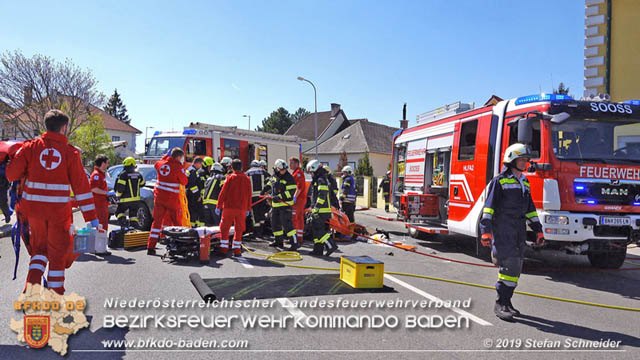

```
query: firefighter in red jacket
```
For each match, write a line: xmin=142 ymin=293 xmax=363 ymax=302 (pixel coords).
xmin=216 ymin=159 xmax=252 ymax=256
xmin=147 ymin=148 xmax=188 ymax=255
xmin=290 ymin=157 xmax=307 ymax=244
xmin=6 ymin=110 xmax=99 ymax=295
xmin=90 ymin=154 xmax=114 ymax=256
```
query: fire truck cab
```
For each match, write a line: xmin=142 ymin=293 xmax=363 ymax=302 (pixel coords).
xmin=392 ymin=94 xmax=640 ymax=268
xmin=144 ymin=122 xmax=302 ymax=171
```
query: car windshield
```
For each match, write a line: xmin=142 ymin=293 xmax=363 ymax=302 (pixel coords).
xmin=146 ymin=137 xmax=185 ymax=157
xmin=108 ymin=166 xmax=123 ymax=179
xmin=551 ymin=116 xmax=640 ymax=163
xmin=139 ymin=167 xmax=158 ymax=182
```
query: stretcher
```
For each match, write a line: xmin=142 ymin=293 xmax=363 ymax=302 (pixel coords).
xmin=161 ymin=226 xmax=234 ymax=263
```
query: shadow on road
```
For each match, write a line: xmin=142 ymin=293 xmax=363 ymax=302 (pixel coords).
xmin=75 ymin=253 xmax=135 ymax=265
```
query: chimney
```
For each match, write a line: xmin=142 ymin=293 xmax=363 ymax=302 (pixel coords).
xmin=400 ymin=103 xmax=408 ymax=129
xmin=330 ymin=103 xmax=341 ymax=117
xmin=24 ymin=86 xmax=32 ymax=106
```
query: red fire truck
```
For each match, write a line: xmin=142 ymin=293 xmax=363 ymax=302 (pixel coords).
xmin=391 ymin=94 xmax=640 ymax=268
xmin=144 ymin=122 xmax=302 ymax=171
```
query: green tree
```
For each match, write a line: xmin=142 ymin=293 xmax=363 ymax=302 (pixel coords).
xmin=554 ymin=82 xmax=570 ymax=95
xmin=291 ymin=107 xmax=310 ymax=123
xmin=355 ymin=152 xmax=374 ymax=176
xmin=104 ymin=89 xmax=131 ymax=124
xmin=69 ymin=113 xmax=118 ymax=167
xmin=256 ymin=107 xmax=292 ymax=134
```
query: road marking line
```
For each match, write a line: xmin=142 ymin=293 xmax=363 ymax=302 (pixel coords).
xmin=236 ymin=257 xmax=254 ymax=269
xmin=277 ymin=297 xmax=307 ymax=322
xmin=384 ymin=274 xmax=492 ymax=326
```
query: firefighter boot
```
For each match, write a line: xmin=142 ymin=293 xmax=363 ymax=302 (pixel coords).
xmin=287 ymin=235 xmax=299 ymax=251
xmin=325 ymin=237 xmax=338 ymax=257
xmin=494 ymin=283 xmax=514 ymax=322
xmin=504 ymin=285 xmax=520 ymax=316
xmin=269 ymin=236 xmax=283 ymax=248
xmin=311 ymin=242 xmax=324 ymax=256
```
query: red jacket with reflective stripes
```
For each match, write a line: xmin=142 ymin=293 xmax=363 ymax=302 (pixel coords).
xmin=217 ymin=171 xmax=252 ymax=212
xmin=90 ymin=166 xmax=108 ymax=206
xmin=154 ymin=154 xmax=188 ymax=207
xmin=292 ymin=168 xmax=307 ymax=205
xmin=6 ymin=131 xmax=97 ymax=222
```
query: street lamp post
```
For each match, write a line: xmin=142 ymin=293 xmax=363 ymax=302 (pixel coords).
xmin=243 ymin=114 xmax=251 ymax=130
xmin=145 ymin=126 xmax=154 ymax=144
xmin=297 ymin=76 xmax=318 ymax=160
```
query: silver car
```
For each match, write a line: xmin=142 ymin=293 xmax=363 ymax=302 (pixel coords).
xmin=106 ymin=164 xmax=157 ymax=230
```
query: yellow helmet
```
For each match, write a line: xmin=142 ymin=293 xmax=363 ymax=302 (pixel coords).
xmin=123 ymin=157 xmax=136 ymax=167
xmin=203 ymin=156 xmax=214 ymax=166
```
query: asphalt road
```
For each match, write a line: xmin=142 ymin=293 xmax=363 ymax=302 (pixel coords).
xmin=0 ymin=208 xmax=639 ymax=360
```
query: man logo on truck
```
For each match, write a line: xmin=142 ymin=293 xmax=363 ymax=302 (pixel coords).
xmin=601 ymin=188 xmax=629 ymax=196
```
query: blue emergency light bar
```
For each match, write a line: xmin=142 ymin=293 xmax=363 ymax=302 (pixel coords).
xmin=634 ymin=202 xmax=640 ymax=206
xmin=587 ymin=200 xmax=596 ymax=205
xmin=153 ymin=131 xmax=160 ymax=136
xmin=515 ymin=93 xmax=574 ymax=106
xmin=623 ymin=100 xmax=640 ymax=106
xmin=575 ymin=185 xmax=585 ymax=191
xmin=183 ymin=129 xmax=197 ymax=135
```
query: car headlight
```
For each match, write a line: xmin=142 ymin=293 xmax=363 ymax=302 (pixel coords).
xmin=545 ymin=215 xmax=569 ymax=225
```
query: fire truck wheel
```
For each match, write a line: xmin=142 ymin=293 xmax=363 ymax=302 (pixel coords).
xmin=408 ymin=226 xmax=436 ymax=241
xmin=587 ymin=242 xmax=626 ymax=269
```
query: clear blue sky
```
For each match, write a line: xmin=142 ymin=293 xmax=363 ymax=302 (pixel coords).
xmin=1 ymin=0 xmax=584 ymax=152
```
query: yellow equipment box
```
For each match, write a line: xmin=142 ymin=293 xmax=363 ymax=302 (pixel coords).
xmin=340 ymin=256 xmax=384 ymax=289
xmin=124 ymin=231 xmax=149 ymax=249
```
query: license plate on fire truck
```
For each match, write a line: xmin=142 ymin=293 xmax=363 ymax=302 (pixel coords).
xmin=599 ymin=216 xmax=631 ymax=226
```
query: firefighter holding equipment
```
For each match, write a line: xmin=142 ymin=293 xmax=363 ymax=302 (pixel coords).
xmin=246 ymin=159 xmax=270 ymax=237
xmin=290 ymin=157 xmax=307 ymax=244
xmin=268 ymin=159 xmax=298 ymax=250
xmin=147 ymin=148 xmax=188 ymax=255
xmin=202 ymin=162 xmax=225 ymax=226
xmin=480 ymin=143 xmax=544 ymax=322
xmin=378 ymin=170 xmax=391 ymax=212
xmin=307 ymin=160 xmax=338 ymax=256
xmin=217 ymin=159 xmax=252 ymax=256
xmin=186 ymin=157 xmax=205 ymax=227
xmin=114 ymin=157 xmax=146 ymax=229
xmin=340 ymin=165 xmax=357 ymax=222
xmin=89 ymin=154 xmax=112 ymax=256
xmin=6 ymin=110 xmax=99 ymax=295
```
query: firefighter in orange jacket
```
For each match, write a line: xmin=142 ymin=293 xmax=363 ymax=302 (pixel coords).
xmin=290 ymin=157 xmax=307 ymax=244
xmin=216 ymin=159 xmax=252 ymax=256
xmin=147 ymin=148 xmax=188 ymax=255
xmin=7 ymin=110 xmax=99 ymax=295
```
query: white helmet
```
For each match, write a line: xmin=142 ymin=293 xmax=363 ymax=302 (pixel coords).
xmin=306 ymin=159 xmax=321 ymax=173
xmin=250 ymin=160 xmax=260 ymax=167
xmin=342 ymin=165 xmax=353 ymax=175
xmin=212 ymin=162 xmax=224 ymax=173
xmin=259 ymin=160 xmax=267 ymax=168
xmin=503 ymin=143 xmax=532 ymax=164
xmin=274 ymin=159 xmax=288 ymax=171
xmin=220 ymin=157 xmax=232 ymax=167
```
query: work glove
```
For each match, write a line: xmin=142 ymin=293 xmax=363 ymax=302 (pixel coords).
xmin=480 ymin=233 xmax=492 ymax=247
xmin=312 ymin=207 xmax=319 ymax=218
xmin=215 ymin=208 xmax=221 ymax=216
xmin=107 ymin=190 xmax=116 ymax=197
xmin=89 ymin=219 xmax=100 ymax=229
xmin=536 ymin=232 xmax=545 ymax=247
xmin=293 ymin=196 xmax=297 ymax=204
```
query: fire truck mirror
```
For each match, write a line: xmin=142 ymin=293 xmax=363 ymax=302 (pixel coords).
xmin=517 ymin=116 xmax=535 ymax=144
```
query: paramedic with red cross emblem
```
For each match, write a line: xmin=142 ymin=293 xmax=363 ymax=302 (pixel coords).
xmin=147 ymin=147 xmax=188 ymax=255
xmin=6 ymin=110 xmax=99 ymax=295
xmin=479 ymin=143 xmax=544 ymax=322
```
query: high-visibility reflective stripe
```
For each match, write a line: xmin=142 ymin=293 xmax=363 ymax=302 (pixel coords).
xmin=318 ymin=185 xmax=329 ymax=191
xmin=499 ymin=178 xmax=519 ymax=185
xmin=286 ymin=185 xmax=297 ymax=190
xmin=498 ymin=273 xmax=519 ymax=283
xmin=29 ymin=264 xmax=45 ymax=272
xmin=23 ymin=192 xmax=70 ymax=203
xmin=203 ymin=199 xmax=218 ymax=205
xmin=119 ymin=197 xmax=141 ymax=203
xmin=501 ymin=183 xmax=521 ymax=190
xmin=232 ymin=242 xmax=241 ymax=249
xmin=318 ymin=208 xmax=331 ymax=213
xmin=151 ymin=228 xmax=161 ymax=233
xmin=482 ymin=213 xmax=492 ymax=220
xmin=48 ymin=270 xmax=64 ymax=277
xmin=190 ymin=186 xmax=199 ymax=192
xmin=75 ymin=192 xmax=93 ymax=201
xmin=252 ymin=191 xmax=262 ymax=196
xmin=483 ymin=208 xmax=494 ymax=214
xmin=26 ymin=181 xmax=70 ymax=191
xmin=117 ymin=179 xmax=126 ymax=185
xmin=319 ymin=233 xmax=330 ymax=243
xmin=80 ymin=204 xmax=95 ymax=212
xmin=117 ymin=213 xmax=126 ymax=218
xmin=529 ymin=216 xmax=540 ymax=223
xmin=32 ymin=255 xmax=48 ymax=263
xmin=273 ymin=230 xmax=284 ymax=236
xmin=149 ymin=234 xmax=159 ymax=239
xmin=220 ymin=240 xmax=229 ymax=244
xmin=116 ymin=192 xmax=123 ymax=197
xmin=523 ymin=181 xmax=530 ymax=187
xmin=525 ymin=211 xmax=538 ymax=219
xmin=273 ymin=202 xmax=289 ymax=207
xmin=287 ymin=229 xmax=296 ymax=237
xmin=130 ymin=217 xmax=138 ymax=222
xmin=156 ymin=185 xmax=179 ymax=193
xmin=157 ymin=181 xmax=180 ymax=187
xmin=47 ymin=281 xmax=64 ymax=288
xmin=317 ymin=198 xmax=325 ymax=204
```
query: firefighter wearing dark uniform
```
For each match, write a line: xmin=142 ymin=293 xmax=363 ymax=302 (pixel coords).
xmin=220 ymin=157 xmax=232 ymax=175
xmin=202 ymin=163 xmax=225 ymax=226
xmin=114 ymin=157 xmax=146 ymax=229
xmin=199 ymin=156 xmax=213 ymax=194
xmin=480 ymin=143 xmax=544 ymax=322
xmin=378 ymin=170 xmax=391 ymax=212
xmin=186 ymin=157 xmax=205 ymax=227
xmin=307 ymin=160 xmax=338 ymax=256
xmin=340 ymin=166 xmax=357 ymax=223
xmin=269 ymin=159 xmax=298 ymax=250
xmin=246 ymin=160 xmax=270 ymax=237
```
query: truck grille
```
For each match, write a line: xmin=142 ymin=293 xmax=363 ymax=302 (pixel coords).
xmin=574 ymin=179 xmax=640 ymax=206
